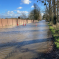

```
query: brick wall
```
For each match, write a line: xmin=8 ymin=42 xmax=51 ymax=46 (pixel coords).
xmin=8 ymin=19 xmax=12 ymax=26
xmin=0 ymin=19 xmax=38 ymax=28
xmin=0 ymin=19 xmax=2 ymax=27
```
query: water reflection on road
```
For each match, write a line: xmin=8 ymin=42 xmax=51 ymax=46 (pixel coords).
xmin=0 ymin=20 xmax=52 ymax=59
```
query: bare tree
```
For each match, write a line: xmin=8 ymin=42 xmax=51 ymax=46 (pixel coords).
xmin=28 ymin=3 xmax=41 ymax=21
xmin=20 ymin=13 xmax=27 ymax=19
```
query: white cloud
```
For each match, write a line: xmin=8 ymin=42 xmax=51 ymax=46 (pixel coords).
xmin=31 ymin=5 xmax=34 ymax=8
xmin=41 ymin=13 xmax=44 ymax=16
xmin=7 ymin=11 xmax=14 ymax=15
xmin=17 ymin=7 xmax=22 ymax=9
xmin=17 ymin=10 xmax=28 ymax=14
xmin=21 ymin=0 xmax=31 ymax=4
xmin=0 ymin=13 xmax=19 ymax=18
xmin=0 ymin=11 xmax=16 ymax=18
xmin=0 ymin=10 xmax=29 ymax=18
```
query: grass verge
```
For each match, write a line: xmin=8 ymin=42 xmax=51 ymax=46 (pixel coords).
xmin=48 ymin=23 xmax=59 ymax=49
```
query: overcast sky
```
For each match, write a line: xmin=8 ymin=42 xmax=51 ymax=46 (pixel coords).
xmin=0 ymin=0 xmax=46 ymax=18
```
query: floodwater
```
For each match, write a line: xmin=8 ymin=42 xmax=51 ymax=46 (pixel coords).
xmin=0 ymin=20 xmax=53 ymax=59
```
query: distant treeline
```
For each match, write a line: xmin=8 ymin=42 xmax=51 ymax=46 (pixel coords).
xmin=5 ymin=18 xmax=18 ymax=19
xmin=0 ymin=17 xmax=30 ymax=19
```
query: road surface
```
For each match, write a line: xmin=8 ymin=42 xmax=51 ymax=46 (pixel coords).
xmin=0 ymin=20 xmax=53 ymax=59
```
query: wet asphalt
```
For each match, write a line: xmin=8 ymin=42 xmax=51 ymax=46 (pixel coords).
xmin=0 ymin=20 xmax=53 ymax=59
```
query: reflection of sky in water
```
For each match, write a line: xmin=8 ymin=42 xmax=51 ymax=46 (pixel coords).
xmin=0 ymin=20 xmax=51 ymax=59
xmin=0 ymin=20 xmax=49 ymax=47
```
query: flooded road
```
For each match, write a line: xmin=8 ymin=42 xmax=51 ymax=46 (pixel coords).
xmin=0 ymin=20 xmax=53 ymax=59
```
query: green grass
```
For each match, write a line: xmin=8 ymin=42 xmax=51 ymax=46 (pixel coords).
xmin=55 ymin=36 xmax=59 ymax=41
xmin=48 ymin=23 xmax=59 ymax=49
xmin=49 ymin=26 xmax=54 ymax=30
xmin=48 ymin=23 xmax=50 ymax=26
xmin=53 ymin=34 xmax=58 ymax=37
xmin=55 ymin=42 xmax=59 ymax=49
xmin=54 ymin=42 xmax=59 ymax=49
xmin=48 ymin=24 xmax=55 ymax=34
xmin=51 ymin=29 xmax=55 ymax=34
xmin=56 ymin=43 xmax=59 ymax=49
xmin=56 ymin=39 xmax=59 ymax=42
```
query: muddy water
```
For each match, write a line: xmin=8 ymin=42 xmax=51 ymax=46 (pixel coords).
xmin=0 ymin=20 xmax=52 ymax=59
